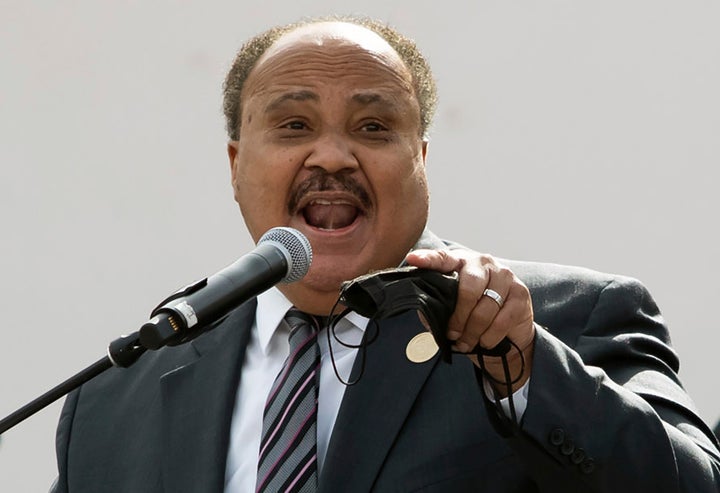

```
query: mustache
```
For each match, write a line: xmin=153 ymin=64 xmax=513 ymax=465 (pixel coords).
xmin=288 ymin=169 xmax=372 ymax=213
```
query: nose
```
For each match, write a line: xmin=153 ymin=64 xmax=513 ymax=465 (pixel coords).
xmin=303 ymin=131 xmax=359 ymax=173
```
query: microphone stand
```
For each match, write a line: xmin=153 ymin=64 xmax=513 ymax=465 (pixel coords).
xmin=0 ymin=226 xmax=310 ymax=436
xmin=0 ymin=332 xmax=146 ymax=435
xmin=0 ymin=278 xmax=208 ymax=436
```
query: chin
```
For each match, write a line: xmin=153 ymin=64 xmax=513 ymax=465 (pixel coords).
xmin=302 ymin=261 xmax=362 ymax=293
xmin=279 ymin=270 xmax=349 ymax=316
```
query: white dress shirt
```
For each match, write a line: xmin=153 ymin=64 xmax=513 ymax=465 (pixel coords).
xmin=223 ymin=287 xmax=366 ymax=492
xmin=223 ymin=287 xmax=528 ymax=492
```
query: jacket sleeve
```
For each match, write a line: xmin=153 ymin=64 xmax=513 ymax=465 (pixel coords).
xmin=504 ymin=276 xmax=720 ymax=492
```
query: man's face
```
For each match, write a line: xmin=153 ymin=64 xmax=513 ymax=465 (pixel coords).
xmin=228 ymin=22 xmax=429 ymax=313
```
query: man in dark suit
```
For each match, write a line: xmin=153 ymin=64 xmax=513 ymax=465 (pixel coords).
xmin=52 ymin=16 xmax=720 ymax=492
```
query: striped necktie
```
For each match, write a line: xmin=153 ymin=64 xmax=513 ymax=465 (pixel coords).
xmin=256 ymin=309 xmax=321 ymax=493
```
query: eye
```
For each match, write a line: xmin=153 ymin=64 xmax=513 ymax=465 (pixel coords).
xmin=283 ymin=120 xmax=308 ymax=130
xmin=360 ymin=121 xmax=387 ymax=132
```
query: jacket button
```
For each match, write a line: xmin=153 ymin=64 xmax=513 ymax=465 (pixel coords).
xmin=560 ymin=439 xmax=575 ymax=456
xmin=549 ymin=428 xmax=565 ymax=446
xmin=580 ymin=458 xmax=596 ymax=474
xmin=571 ymin=448 xmax=586 ymax=464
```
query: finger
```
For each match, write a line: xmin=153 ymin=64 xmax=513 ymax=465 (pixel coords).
xmin=453 ymin=265 xmax=512 ymax=351
xmin=446 ymin=257 xmax=490 ymax=341
xmin=479 ymin=297 xmax=534 ymax=350
xmin=479 ymin=280 xmax=534 ymax=350
xmin=416 ymin=310 xmax=430 ymax=331
xmin=477 ymin=300 xmax=516 ymax=350
xmin=453 ymin=294 xmax=503 ymax=351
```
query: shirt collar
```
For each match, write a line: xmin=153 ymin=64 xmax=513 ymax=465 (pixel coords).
xmin=255 ymin=287 xmax=369 ymax=356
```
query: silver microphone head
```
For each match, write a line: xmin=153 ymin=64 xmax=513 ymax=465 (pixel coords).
xmin=257 ymin=227 xmax=312 ymax=283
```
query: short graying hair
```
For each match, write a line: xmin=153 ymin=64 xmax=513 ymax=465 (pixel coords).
xmin=222 ymin=15 xmax=437 ymax=140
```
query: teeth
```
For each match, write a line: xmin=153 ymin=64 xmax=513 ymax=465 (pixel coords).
xmin=309 ymin=199 xmax=352 ymax=206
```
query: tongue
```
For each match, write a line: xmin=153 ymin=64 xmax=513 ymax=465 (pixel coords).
xmin=304 ymin=203 xmax=359 ymax=230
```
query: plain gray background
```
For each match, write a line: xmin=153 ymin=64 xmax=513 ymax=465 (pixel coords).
xmin=1 ymin=1 xmax=718 ymax=490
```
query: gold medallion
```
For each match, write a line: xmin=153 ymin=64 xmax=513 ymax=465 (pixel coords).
xmin=406 ymin=332 xmax=439 ymax=363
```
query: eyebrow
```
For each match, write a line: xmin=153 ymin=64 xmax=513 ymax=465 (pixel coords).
xmin=265 ymin=90 xmax=319 ymax=113
xmin=351 ymin=92 xmax=400 ymax=110
xmin=263 ymin=90 xmax=402 ymax=114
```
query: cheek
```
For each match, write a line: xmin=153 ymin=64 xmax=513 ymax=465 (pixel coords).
xmin=399 ymin=171 xmax=429 ymax=222
xmin=232 ymin=146 xmax=302 ymax=224
xmin=375 ymin=158 xmax=428 ymax=213
xmin=234 ymin=144 xmax=277 ymax=193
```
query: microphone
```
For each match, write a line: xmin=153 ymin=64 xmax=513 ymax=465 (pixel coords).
xmin=137 ymin=227 xmax=312 ymax=351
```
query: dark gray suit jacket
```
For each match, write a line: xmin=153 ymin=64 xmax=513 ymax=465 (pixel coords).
xmin=51 ymin=234 xmax=720 ymax=492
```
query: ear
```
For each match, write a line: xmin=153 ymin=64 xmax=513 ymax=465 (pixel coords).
xmin=421 ymin=140 xmax=429 ymax=165
xmin=227 ymin=141 xmax=239 ymax=186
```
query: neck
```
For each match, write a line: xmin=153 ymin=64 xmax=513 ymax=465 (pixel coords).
xmin=277 ymin=283 xmax=343 ymax=316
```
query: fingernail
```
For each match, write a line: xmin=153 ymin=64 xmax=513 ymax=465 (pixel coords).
xmin=454 ymin=342 xmax=470 ymax=353
xmin=447 ymin=330 xmax=461 ymax=340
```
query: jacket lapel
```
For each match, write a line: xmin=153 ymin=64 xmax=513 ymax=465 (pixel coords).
xmin=319 ymin=310 xmax=439 ymax=493
xmin=318 ymin=229 xmax=450 ymax=492
xmin=159 ymin=301 xmax=255 ymax=493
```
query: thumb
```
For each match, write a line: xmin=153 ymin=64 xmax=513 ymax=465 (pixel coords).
xmin=405 ymin=249 xmax=462 ymax=273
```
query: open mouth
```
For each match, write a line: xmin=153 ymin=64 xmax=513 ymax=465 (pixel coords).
xmin=302 ymin=198 xmax=362 ymax=230
xmin=289 ymin=170 xmax=372 ymax=232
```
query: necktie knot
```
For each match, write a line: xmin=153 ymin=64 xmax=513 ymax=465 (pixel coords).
xmin=285 ymin=309 xmax=324 ymax=352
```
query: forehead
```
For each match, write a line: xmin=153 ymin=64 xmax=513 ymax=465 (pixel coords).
xmin=241 ymin=22 xmax=416 ymax=109
xmin=263 ymin=22 xmax=399 ymax=63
